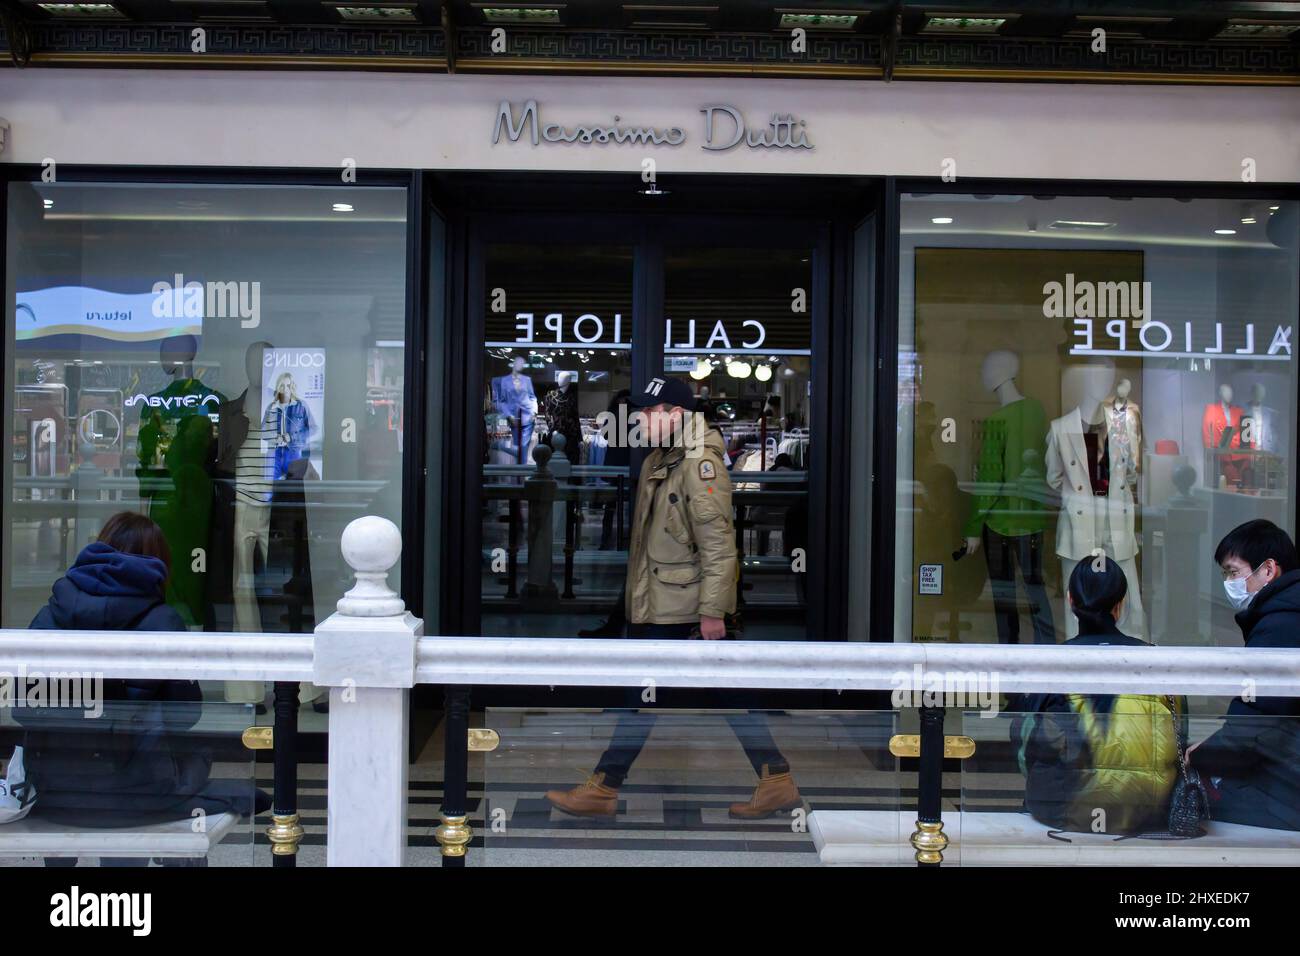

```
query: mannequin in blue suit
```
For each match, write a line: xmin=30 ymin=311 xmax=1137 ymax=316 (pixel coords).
xmin=490 ymin=356 xmax=538 ymax=463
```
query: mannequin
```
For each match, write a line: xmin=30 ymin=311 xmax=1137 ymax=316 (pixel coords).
xmin=1202 ymin=383 xmax=1246 ymax=486
xmin=135 ymin=334 xmax=224 ymax=628
xmin=542 ymin=370 xmax=581 ymax=463
xmin=1240 ymin=382 xmax=1281 ymax=490
xmin=1242 ymin=382 xmax=1278 ymax=453
xmin=490 ymin=356 xmax=538 ymax=465
xmin=1045 ymin=359 xmax=1146 ymax=639
xmin=962 ymin=350 xmax=1054 ymax=644
xmin=1103 ymin=377 xmax=1142 ymax=492
xmin=210 ymin=343 xmax=322 ymax=709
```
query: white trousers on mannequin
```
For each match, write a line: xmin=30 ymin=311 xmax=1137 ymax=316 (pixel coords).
xmin=226 ymin=498 xmax=323 ymax=706
xmin=1060 ymin=553 xmax=1146 ymax=640
xmin=226 ymin=498 xmax=271 ymax=704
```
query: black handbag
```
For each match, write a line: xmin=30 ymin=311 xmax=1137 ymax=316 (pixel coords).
xmin=1166 ymin=697 xmax=1210 ymax=838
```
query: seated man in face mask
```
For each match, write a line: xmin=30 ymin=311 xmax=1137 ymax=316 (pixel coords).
xmin=1189 ymin=519 xmax=1300 ymax=831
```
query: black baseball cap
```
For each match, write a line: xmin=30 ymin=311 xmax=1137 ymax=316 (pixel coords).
xmin=627 ymin=376 xmax=698 ymax=411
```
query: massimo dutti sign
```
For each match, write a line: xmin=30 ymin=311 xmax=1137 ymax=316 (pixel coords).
xmin=492 ymin=100 xmax=814 ymax=151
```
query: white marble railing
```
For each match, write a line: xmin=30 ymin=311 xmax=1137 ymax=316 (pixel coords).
xmin=414 ymin=635 xmax=1300 ymax=696
xmin=0 ymin=631 xmax=314 ymax=682
xmin=7 ymin=515 xmax=1300 ymax=866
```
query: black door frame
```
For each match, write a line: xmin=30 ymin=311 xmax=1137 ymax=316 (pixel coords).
xmin=426 ymin=173 xmax=878 ymax=710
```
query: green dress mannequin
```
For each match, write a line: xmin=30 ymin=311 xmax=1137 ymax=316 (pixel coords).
xmin=135 ymin=339 xmax=225 ymax=627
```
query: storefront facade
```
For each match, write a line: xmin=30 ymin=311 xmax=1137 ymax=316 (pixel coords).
xmin=3 ymin=67 xmax=1299 ymax=704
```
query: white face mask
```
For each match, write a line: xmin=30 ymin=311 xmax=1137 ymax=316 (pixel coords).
xmin=1223 ymin=565 xmax=1263 ymax=610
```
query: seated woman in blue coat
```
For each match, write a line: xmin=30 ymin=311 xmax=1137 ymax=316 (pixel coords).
xmin=21 ymin=512 xmax=270 ymax=863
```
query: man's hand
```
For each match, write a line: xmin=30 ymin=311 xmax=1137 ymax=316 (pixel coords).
xmin=697 ymin=615 xmax=727 ymax=640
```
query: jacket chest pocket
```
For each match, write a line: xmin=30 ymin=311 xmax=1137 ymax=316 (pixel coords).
xmin=663 ymin=492 xmax=692 ymax=545
xmin=648 ymin=490 xmax=696 ymax=564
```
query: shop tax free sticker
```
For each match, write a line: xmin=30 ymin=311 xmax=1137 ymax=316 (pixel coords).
xmin=918 ymin=564 xmax=943 ymax=596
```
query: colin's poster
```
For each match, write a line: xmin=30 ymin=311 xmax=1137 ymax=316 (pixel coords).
xmin=261 ymin=347 xmax=325 ymax=480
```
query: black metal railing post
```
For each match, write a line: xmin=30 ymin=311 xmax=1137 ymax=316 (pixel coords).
xmin=911 ymin=704 xmax=948 ymax=866
xmin=436 ymin=684 xmax=472 ymax=866
xmin=268 ymin=680 xmax=303 ymax=866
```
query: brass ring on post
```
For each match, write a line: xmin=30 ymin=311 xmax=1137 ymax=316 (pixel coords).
xmin=910 ymin=819 xmax=949 ymax=865
xmin=435 ymin=814 xmax=472 ymax=859
xmin=267 ymin=813 xmax=305 ymax=857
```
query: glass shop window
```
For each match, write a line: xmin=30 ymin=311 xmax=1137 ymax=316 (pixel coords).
xmin=4 ymin=182 xmax=408 ymax=703
xmin=894 ymin=193 xmax=1299 ymax=648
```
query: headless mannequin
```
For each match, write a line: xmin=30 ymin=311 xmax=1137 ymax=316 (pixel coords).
xmin=1046 ymin=361 xmax=1146 ymax=639
xmin=490 ymin=356 xmax=538 ymax=466
xmin=1247 ymin=383 xmax=1265 ymax=447
xmin=962 ymin=350 xmax=1055 ymax=645
xmin=543 ymin=370 xmax=582 ymax=469
xmin=1243 ymin=382 xmax=1275 ymax=451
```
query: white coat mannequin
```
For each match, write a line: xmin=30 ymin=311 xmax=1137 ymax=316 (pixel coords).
xmin=965 ymin=349 xmax=1023 ymax=556
xmin=1045 ymin=360 xmax=1147 ymax=639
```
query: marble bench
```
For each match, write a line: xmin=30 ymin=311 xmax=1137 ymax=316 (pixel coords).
xmin=808 ymin=809 xmax=1300 ymax=866
xmin=0 ymin=811 xmax=239 ymax=862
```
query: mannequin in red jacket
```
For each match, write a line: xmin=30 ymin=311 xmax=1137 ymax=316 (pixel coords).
xmin=1203 ymin=384 xmax=1247 ymax=486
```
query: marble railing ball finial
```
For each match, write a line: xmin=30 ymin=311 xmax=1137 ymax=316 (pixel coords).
xmin=337 ymin=516 xmax=405 ymax=617
xmin=532 ymin=442 xmax=553 ymax=471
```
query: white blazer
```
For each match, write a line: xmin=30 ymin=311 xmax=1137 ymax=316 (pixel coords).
xmin=1044 ymin=407 xmax=1138 ymax=561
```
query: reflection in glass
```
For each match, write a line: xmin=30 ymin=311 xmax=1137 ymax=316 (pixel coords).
xmin=896 ymin=194 xmax=1300 ymax=649
xmin=4 ymin=181 xmax=409 ymax=713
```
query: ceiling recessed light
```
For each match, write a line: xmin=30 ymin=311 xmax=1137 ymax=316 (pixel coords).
xmin=1049 ymin=220 xmax=1116 ymax=231
xmin=931 ymin=217 xmax=953 ymax=225
xmin=1214 ymin=229 xmax=1237 ymax=235
xmin=1269 ymin=205 xmax=1281 ymax=211
xmin=43 ymin=199 xmax=54 ymax=209
xmin=333 ymin=203 xmax=354 ymax=213
xmin=1241 ymin=217 xmax=1257 ymax=224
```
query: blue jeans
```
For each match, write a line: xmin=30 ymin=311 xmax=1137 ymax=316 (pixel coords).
xmin=593 ymin=622 xmax=789 ymax=787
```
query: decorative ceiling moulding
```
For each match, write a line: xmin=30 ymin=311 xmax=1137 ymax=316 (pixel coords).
xmin=0 ymin=20 xmax=1297 ymax=85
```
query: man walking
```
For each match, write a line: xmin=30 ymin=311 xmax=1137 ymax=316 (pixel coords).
xmin=546 ymin=377 xmax=801 ymax=820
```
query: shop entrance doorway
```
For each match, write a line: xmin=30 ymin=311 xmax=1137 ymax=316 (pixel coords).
xmin=423 ymin=172 xmax=878 ymax=711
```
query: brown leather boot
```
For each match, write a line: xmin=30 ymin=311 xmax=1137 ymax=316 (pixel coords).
xmin=728 ymin=766 xmax=802 ymax=820
xmin=545 ymin=772 xmax=619 ymax=818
